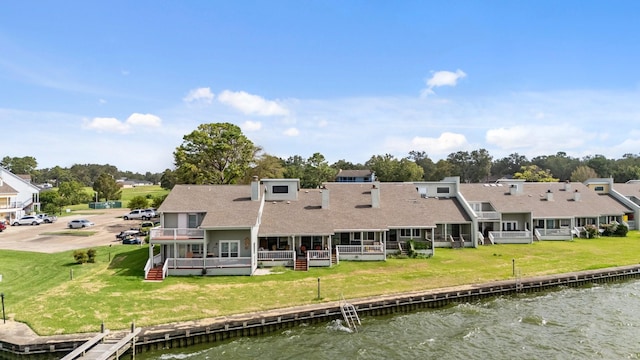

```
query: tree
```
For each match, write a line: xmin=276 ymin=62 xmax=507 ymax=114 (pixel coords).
xmin=492 ymin=153 xmax=529 ymax=179
xmin=1 ymin=156 xmax=37 ymax=174
xmin=93 ymin=173 xmax=122 ymax=201
xmin=58 ymin=180 xmax=92 ymax=205
xmin=570 ymin=166 xmax=599 ymax=183
xmin=160 ymin=169 xmax=177 ymax=190
xmin=365 ymin=154 xmax=424 ymax=182
xmin=128 ymin=195 xmax=149 ymax=210
xmin=244 ymin=154 xmax=285 ymax=183
xmin=174 ymin=123 xmax=259 ymax=184
xmin=302 ymin=153 xmax=336 ymax=188
xmin=468 ymin=149 xmax=493 ymax=183
xmin=531 ymin=152 xmax=579 ymax=182
xmin=40 ymin=190 xmax=64 ymax=215
xmin=513 ymin=165 xmax=559 ymax=182
xmin=408 ymin=151 xmax=437 ymax=180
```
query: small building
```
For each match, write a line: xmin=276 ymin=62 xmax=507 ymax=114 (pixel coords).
xmin=335 ymin=169 xmax=375 ymax=183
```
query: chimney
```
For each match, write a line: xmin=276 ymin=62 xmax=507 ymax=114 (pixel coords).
xmin=546 ymin=189 xmax=554 ymax=201
xmin=573 ymin=189 xmax=581 ymax=202
xmin=509 ymin=183 xmax=520 ymax=195
xmin=251 ymin=176 xmax=260 ymax=201
xmin=321 ymin=186 xmax=330 ymax=209
xmin=371 ymin=182 xmax=381 ymax=208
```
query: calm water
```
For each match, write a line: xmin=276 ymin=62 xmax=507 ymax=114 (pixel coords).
xmin=139 ymin=281 xmax=640 ymax=360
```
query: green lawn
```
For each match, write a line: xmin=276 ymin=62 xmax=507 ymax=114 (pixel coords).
xmin=1 ymin=233 xmax=639 ymax=335
xmin=64 ymin=185 xmax=169 ymax=212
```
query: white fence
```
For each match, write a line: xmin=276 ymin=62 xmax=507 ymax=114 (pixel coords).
xmin=150 ymin=228 xmax=205 ymax=240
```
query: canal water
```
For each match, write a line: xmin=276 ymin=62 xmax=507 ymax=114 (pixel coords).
xmin=138 ymin=280 xmax=640 ymax=359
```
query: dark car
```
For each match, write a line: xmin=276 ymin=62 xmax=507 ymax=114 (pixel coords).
xmin=122 ymin=235 xmax=142 ymax=245
xmin=0 ymin=222 xmax=6 ymax=232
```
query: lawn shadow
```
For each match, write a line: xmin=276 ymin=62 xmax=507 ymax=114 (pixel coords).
xmin=107 ymin=247 xmax=149 ymax=277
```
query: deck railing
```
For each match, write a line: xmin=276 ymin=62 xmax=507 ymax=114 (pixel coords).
xmin=475 ymin=210 xmax=500 ymax=220
xmin=258 ymin=250 xmax=295 ymax=261
xmin=336 ymin=244 xmax=384 ymax=254
xmin=536 ymin=228 xmax=572 ymax=237
xmin=307 ymin=249 xmax=330 ymax=259
xmin=150 ymin=228 xmax=205 ymax=240
xmin=167 ymin=257 xmax=251 ymax=268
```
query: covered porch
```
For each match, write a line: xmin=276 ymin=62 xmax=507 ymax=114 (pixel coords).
xmin=257 ymin=234 xmax=333 ymax=269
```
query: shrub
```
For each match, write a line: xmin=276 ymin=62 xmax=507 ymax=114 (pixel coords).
xmin=584 ymin=224 xmax=599 ymax=239
xmin=87 ymin=248 xmax=97 ymax=263
xmin=128 ymin=195 xmax=149 ymax=210
xmin=73 ymin=250 xmax=88 ymax=264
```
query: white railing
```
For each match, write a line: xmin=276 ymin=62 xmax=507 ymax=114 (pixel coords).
xmin=536 ymin=228 xmax=572 ymax=237
xmin=150 ymin=228 xmax=205 ymax=240
xmin=153 ymin=253 xmax=162 ymax=265
xmin=144 ymin=258 xmax=152 ymax=279
xmin=258 ymin=250 xmax=295 ymax=261
xmin=307 ymin=250 xmax=330 ymax=259
xmin=490 ymin=231 xmax=531 ymax=239
xmin=477 ymin=231 xmax=484 ymax=245
xmin=475 ymin=211 xmax=500 ymax=219
xmin=534 ymin=228 xmax=541 ymax=241
xmin=336 ymin=245 xmax=384 ymax=254
xmin=167 ymin=257 xmax=252 ymax=268
xmin=335 ymin=247 xmax=340 ymax=265
xmin=162 ymin=260 xmax=169 ymax=279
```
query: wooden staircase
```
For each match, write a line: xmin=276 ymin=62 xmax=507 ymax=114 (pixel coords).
xmin=294 ymin=258 xmax=307 ymax=271
xmin=331 ymin=253 xmax=338 ymax=265
xmin=145 ymin=266 xmax=164 ymax=281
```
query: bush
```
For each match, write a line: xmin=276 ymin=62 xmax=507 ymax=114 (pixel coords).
xmin=128 ymin=195 xmax=149 ymax=210
xmin=87 ymin=248 xmax=97 ymax=263
xmin=73 ymin=250 xmax=88 ymax=264
xmin=601 ymin=222 xmax=629 ymax=237
xmin=584 ymin=224 xmax=599 ymax=239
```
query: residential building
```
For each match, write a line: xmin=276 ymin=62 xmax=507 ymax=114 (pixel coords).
xmin=0 ymin=167 xmax=40 ymax=223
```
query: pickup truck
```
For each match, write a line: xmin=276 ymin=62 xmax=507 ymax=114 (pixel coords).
xmin=37 ymin=214 xmax=58 ymax=223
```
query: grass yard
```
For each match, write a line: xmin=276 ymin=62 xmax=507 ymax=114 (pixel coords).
xmin=65 ymin=185 xmax=169 ymax=212
xmin=1 ymin=232 xmax=639 ymax=335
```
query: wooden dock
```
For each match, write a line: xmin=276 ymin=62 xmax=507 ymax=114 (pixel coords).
xmin=62 ymin=327 xmax=141 ymax=360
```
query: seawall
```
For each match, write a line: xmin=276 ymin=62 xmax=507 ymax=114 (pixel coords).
xmin=2 ymin=264 xmax=640 ymax=359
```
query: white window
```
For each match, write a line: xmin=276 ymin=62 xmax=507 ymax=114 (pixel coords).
xmin=502 ymin=221 xmax=518 ymax=231
xmin=400 ymin=229 xmax=420 ymax=238
xmin=220 ymin=241 xmax=240 ymax=258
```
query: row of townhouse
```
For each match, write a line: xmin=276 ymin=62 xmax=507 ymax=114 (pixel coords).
xmin=0 ymin=167 xmax=41 ymax=224
xmin=144 ymin=176 xmax=639 ymax=280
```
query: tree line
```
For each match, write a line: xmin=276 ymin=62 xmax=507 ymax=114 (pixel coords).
xmin=4 ymin=122 xmax=640 ymax=194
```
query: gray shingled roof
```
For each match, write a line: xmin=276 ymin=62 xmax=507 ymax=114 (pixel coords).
xmin=0 ymin=182 xmax=18 ymax=195
xmin=159 ymin=185 xmax=261 ymax=228
xmin=613 ymin=183 xmax=640 ymax=200
xmin=336 ymin=169 xmax=373 ymax=178
xmin=460 ymin=182 xmax=631 ymax=218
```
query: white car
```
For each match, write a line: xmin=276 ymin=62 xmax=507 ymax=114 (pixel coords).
xmin=123 ymin=209 xmax=154 ymax=220
xmin=68 ymin=219 xmax=95 ymax=229
xmin=13 ymin=215 xmax=43 ymax=226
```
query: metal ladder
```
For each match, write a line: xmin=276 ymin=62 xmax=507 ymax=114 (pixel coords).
xmin=340 ymin=297 xmax=361 ymax=332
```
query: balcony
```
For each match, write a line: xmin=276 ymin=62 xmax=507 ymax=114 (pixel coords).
xmin=150 ymin=228 xmax=205 ymax=241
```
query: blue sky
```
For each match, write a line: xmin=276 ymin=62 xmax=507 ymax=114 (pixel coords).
xmin=2 ymin=1 xmax=640 ymax=173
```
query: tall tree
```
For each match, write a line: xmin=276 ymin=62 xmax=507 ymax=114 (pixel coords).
xmin=365 ymin=154 xmax=423 ymax=182
xmin=244 ymin=154 xmax=285 ymax=183
xmin=492 ymin=153 xmax=529 ymax=179
xmin=160 ymin=169 xmax=177 ymax=190
xmin=302 ymin=152 xmax=336 ymax=188
xmin=174 ymin=123 xmax=259 ymax=184
xmin=1 ymin=156 xmax=37 ymax=174
xmin=58 ymin=180 xmax=91 ymax=205
xmin=92 ymin=173 xmax=122 ymax=201
xmin=468 ymin=148 xmax=493 ymax=183
xmin=408 ymin=151 xmax=437 ymax=180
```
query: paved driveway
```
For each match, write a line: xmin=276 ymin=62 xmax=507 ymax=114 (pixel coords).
xmin=0 ymin=208 xmax=146 ymax=253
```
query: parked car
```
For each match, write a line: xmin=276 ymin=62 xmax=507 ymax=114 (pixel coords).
xmin=123 ymin=209 xmax=154 ymax=220
xmin=0 ymin=222 xmax=6 ymax=232
xmin=68 ymin=219 xmax=95 ymax=229
xmin=116 ymin=229 xmax=143 ymax=240
xmin=122 ymin=235 xmax=142 ymax=245
xmin=140 ymin=221 xmax=157 ymax=235
xmin=13 ymin=216 xmax=43 ymax=226
xmin=37 ymin=213 xmax=58 ymax=223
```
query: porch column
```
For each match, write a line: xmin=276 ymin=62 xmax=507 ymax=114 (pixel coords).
xmin=360 ymin=231 xmax=364 ymax=253
xmin=173 ymin=243 xmax=177 ymax=268
xmin=382 ymin=231 xmax=386 ymax=258
xmin=148 ymin=244 xmax=153 ymax=265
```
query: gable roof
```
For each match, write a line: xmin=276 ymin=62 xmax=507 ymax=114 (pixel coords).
xmin=460 ymin=182 xmax=631 ymax=217
xmin=335 ymin=169 xmax=374 ymax=178
xmin=0 ymin=182 xmax=18 ymax=195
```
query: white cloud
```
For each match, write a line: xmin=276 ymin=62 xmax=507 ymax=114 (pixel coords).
xmin=183 ymin=87 xmax=215 ymax=104
xmin=385 ymin=132 xmax=469 ymax=156
xmin=218 ymin=90 xmax=289 ymax=116
xmin=486 ymin=125 xmax=591 ymax=153
xmin=242 ymin=120 xmax=262 ymax=131
xmin=283 ymin=127 xmax=299 ymax=136
xmin=83 ymin=113 xmax=162 ymax=133
xmin=99 ymin=99 xmax=107 ymax=105
xmin=83 ymin=117 xmax=130 ymax=133
xmin=126 ymin=113 xmax=162 ymax=127
xmin=421 ymin=69 xmax=467 ymax=97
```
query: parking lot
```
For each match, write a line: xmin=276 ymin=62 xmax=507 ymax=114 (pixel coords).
xmin=0 ymin=208 xmax=146 ymax=253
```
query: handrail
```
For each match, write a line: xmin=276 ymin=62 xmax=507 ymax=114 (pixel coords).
xmin=60 ymin=330 xmax=110 ymax=360
xmin=144 ymin=259 xmax=152 ymax=280
xmin=162 ymin=259 xmax=169 ymax=279
xmin=477 ymin=231 xmax=484 ymax=245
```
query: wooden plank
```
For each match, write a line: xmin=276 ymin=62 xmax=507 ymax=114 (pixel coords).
xmin=60 ymin=330 xmax=110 ymax=360
xmin=82 ymin=328 xmax=141 ymax=360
